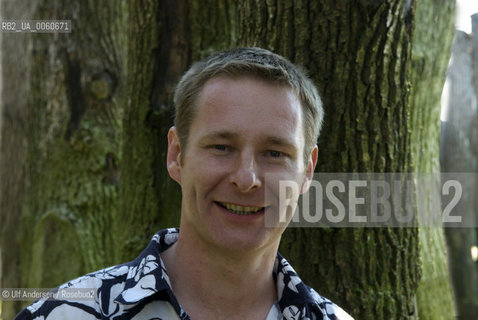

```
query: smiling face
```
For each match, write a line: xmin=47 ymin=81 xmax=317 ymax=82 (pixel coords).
xmin=167 ymin=76 xmax=317 ymax=254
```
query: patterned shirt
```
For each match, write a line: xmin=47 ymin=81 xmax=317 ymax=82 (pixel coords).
xmin=15 ymin=228 xmax=353 ymax=320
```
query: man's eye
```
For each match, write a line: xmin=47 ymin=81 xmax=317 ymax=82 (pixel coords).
xmin=269 ymin=150 xmax=283 ymax=158
xmin=213 ymin=145 xmax=227 ymax=151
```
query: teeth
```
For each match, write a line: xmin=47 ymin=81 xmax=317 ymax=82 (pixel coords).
xmin=220 ymin=202 xmax=263 ymax=215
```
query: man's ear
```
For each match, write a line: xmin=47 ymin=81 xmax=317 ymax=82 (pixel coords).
xmin=167 ymin=127 xmax=182 ymax=185
xmin=300 ymin=145 xmax=318 ymax=194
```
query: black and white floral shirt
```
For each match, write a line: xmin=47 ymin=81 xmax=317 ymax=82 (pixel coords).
xmin=16 ymin=228 xmax=353 ymax=320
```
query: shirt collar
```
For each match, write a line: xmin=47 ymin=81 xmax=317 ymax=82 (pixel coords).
xmin=113 ymin=228 xmax=318 ymax=312
xmin=113 ymin=228 xmax=179 ymax=305
xmin=274 ymin=252 xmax=318 ymax=309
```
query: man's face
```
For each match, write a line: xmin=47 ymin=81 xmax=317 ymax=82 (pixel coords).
xmin=167 ymin=76 xmax=317 ymax=253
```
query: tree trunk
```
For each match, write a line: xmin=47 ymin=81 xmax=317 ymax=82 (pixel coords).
xmin=440 ymin=29 xmax=478 ymax=318
xmin=0 ymin=0 xmax=126 ymax=318
xmin=0 ymin=0 xmax=456 ymax=319
xmin=409 ymin=1 xmax=457 ymax=319
xmin=0 ymin=1 xmax=31 ymax=317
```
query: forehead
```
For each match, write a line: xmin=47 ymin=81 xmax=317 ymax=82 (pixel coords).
xmin=195 ymin=75 xmax=302 ymax=126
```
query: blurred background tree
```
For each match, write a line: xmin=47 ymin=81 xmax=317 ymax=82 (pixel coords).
xmin=0 ymin=0 xmax=462 ymax=319
xmin=440 ymin=14 xmax=478 ymax=318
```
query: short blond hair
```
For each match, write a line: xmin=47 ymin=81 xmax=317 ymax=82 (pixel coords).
xmin=173 ymin=47 xmax=324 ymax=163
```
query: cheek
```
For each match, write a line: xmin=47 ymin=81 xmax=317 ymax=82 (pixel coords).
xmin=183 ymin=161 xmax=226 ymax=193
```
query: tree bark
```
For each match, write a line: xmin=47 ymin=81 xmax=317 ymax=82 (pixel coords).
xmin=0 ymin=0 xmax=126 ymax=317
xmin=0 ymin=1 xmax=31 ymax=316
xmin=0 ymin=0 xmax=456 ymax=319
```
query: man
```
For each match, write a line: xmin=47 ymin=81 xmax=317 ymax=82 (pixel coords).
xmin=16 ymin=47 xmax=353 ymax=319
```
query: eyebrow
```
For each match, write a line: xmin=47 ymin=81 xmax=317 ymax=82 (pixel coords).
xmin=199 ymin=131 xmax=240 ymax=141
xmin=263 ymin=135 xmax=299 ymax=153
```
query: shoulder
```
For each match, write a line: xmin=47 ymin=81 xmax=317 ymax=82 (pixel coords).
xmin=274 ymin=253 xmax=354 ymax=320
xmin=304 ymin=286 xmax=354 ymax=320
xmin=15 ymin=229 xmax=178 ymax=320
xmin=16 ymin=263 xmax=131 ymax=319
xmin=279 ymin=284 xmax=354 ymax=320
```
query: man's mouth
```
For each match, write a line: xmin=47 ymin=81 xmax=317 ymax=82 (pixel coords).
xmin=216 ymin=202 xmax=265 ymax=216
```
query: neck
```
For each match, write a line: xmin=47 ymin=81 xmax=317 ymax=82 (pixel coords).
xmin=162 ymin=229 xmax=279 ymax=320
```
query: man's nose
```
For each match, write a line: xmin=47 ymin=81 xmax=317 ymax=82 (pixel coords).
xmin=229 ymin=152 xmax=262 ymax=193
